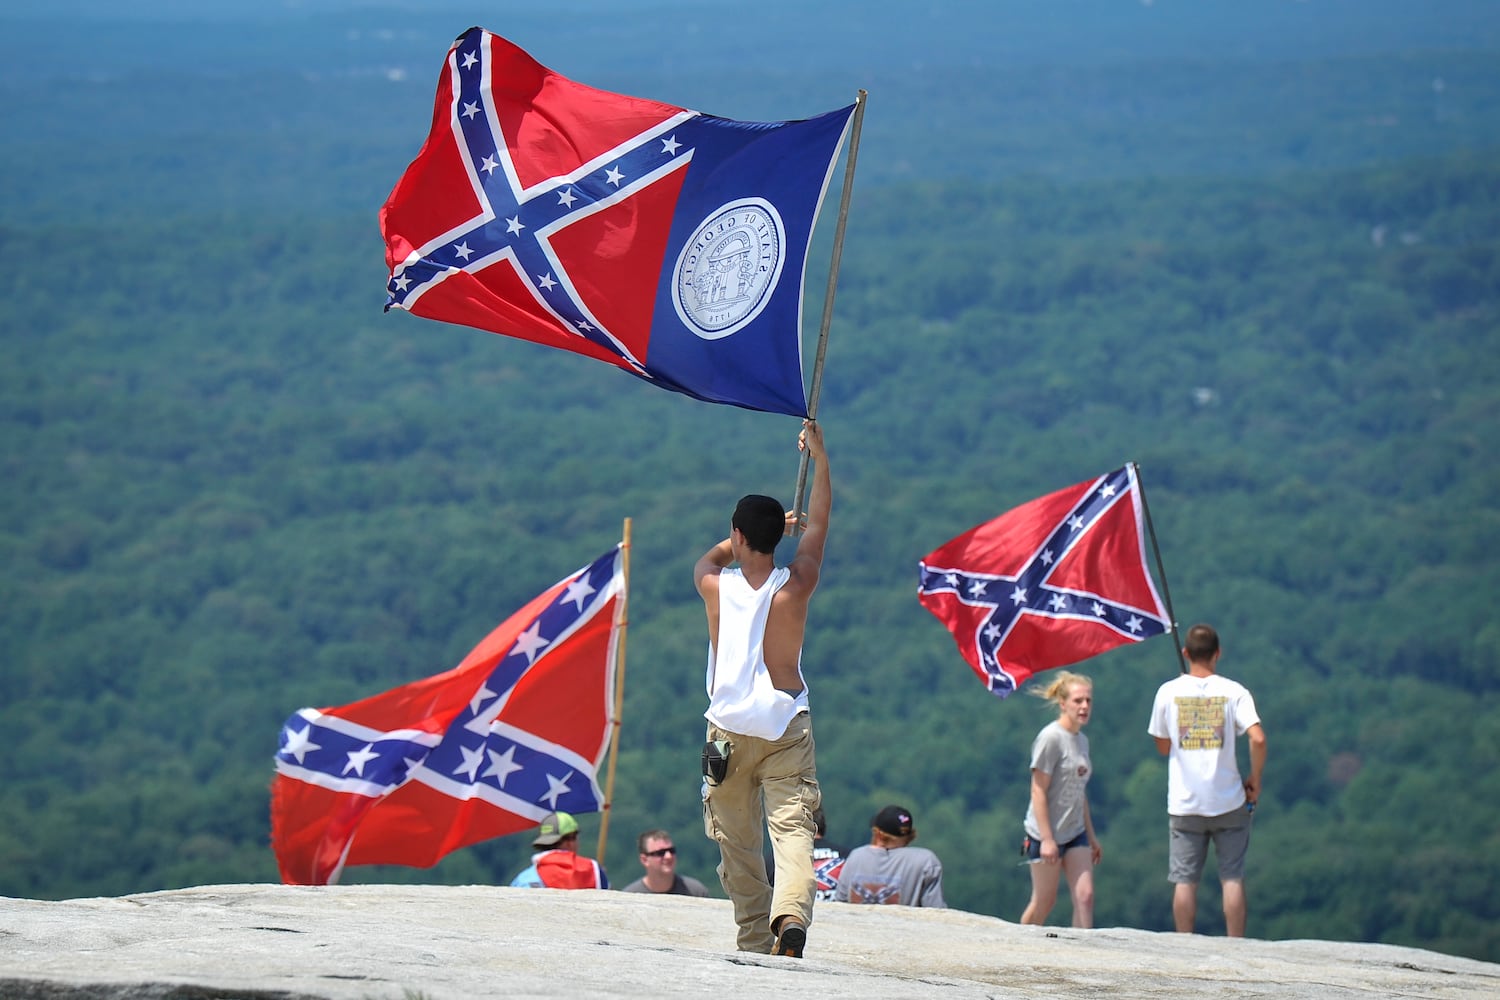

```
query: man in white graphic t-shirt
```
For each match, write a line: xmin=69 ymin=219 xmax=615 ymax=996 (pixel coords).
xmin=1148 ymin=623 xmax=1267 ymax=937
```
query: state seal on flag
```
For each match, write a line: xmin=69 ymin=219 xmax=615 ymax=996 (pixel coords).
xmin=673 ymin=198 xmax=786 ymax=340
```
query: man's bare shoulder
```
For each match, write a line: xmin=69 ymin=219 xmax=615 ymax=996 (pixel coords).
xmin=792 ymin=544 xmax=827 ymax=584
xmin=695 ymin=564 xmax=726 ymax=602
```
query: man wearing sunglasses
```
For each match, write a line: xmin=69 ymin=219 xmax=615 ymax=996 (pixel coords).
xmin=621 ymin=829 xmax=710 ymax=897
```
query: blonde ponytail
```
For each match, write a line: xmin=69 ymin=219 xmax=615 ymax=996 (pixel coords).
xmin=1029 ymin=670 xmax=1092 ymax=708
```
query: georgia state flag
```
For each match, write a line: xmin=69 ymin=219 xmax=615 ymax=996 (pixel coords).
xmin=381 ymin=27 xmax=855 ymax=416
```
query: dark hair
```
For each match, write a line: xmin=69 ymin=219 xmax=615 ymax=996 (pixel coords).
xmin=733 ymin=494 xmax=784 ymax=554
xmin=636 ymin=828 xmax=671 ymax=854
xmin=1184 ymin=623 xmax=1220 ymax=664
xmin=812 ymin=806 xmax=827 ymax=838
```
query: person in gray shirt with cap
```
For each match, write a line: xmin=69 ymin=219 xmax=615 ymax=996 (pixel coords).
xmin=832 ymin=804 xmax=946 ymax=907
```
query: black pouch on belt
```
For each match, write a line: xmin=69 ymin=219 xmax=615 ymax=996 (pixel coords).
xmin=701 ymin=739 xmax=731 ymax=786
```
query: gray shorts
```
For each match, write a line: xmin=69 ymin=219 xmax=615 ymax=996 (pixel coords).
xmin=1168 ymin=805 xmax=1253 ymax=884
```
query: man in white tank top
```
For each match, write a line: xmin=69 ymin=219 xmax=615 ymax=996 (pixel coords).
xmin=696 ymin=420 xmax=830 ymax=958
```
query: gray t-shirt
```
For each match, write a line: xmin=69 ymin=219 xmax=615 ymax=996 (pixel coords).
xmin=1023 ymin=720 xmax=1092 ymax=845
xmin=620 ymin=874 xmax=710 ymax=897
xmin=831 ymin=844 xmax=946 ymax=907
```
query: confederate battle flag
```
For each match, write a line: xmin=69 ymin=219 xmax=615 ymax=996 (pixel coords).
xmin=918 ymin=465 xmax=1171 ymax=697
xmin=380 ymin=27 xmax=855 ymax=416
xmin=270 ymin=547 xmax=624 ymax=885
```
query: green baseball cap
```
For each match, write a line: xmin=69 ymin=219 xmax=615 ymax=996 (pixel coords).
xmin=532 ymin=811 xmax=579 ymax=848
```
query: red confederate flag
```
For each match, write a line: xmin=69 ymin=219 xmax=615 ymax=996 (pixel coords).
xmin=380 ymin=27 xmax=855 ymax=416
xmin=918 ymin=466 xmax=1170 ymax=697
xmin=270 ymin=547 xmax=624 ymax=885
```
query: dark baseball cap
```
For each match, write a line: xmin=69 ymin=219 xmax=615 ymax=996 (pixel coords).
xmin=872 ymin=805 xmax=914 ymax=837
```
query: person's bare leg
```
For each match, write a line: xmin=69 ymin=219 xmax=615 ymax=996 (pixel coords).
xmin=1172 ymin=882 xmax=1197 ymax=933
xmin=1222 ymin=879 xmax=1247 ymax=937
xmin=1063 ymin=850 xmax=1096 ymax=929
xmin=1020 ymin=861 xmax=1061 ymax=924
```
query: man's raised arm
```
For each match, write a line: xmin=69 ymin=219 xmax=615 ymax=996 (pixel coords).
xmin=788 ymin=420 xmax=831 ymax=594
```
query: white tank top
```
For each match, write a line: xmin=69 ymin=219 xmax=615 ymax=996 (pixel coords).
xmin=704 ymin=566 xmax=809 ymax=739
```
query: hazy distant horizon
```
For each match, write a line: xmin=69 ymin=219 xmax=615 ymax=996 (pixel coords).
xmin=5 ymin=0 xmax=1497 ymax=83
xmin=5 ymin=0 xmax=1497 ymax=219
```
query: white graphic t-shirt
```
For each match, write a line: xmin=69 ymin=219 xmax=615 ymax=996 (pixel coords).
xmin=1148 ymin=672 xmax=1260 ymax=816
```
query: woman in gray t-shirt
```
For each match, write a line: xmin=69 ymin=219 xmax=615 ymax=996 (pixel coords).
xmin=1019 ymin=671 xmax=1101 ymax=928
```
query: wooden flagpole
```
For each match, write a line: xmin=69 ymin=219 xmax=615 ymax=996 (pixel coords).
xmin=1132 ymin=463 xmax=1187 ymax=674
xmin=596 ymin=517 xmax=631 ymax=866
xmin=792 ymin=89 xmax=867 ymax=531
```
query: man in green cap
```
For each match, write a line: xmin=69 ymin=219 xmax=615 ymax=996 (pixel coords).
xmin=509 ymin=811 xmax=610 ymax=889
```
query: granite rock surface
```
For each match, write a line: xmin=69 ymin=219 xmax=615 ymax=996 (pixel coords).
xmin=2 ymin=884 xmax=1496 ymax=999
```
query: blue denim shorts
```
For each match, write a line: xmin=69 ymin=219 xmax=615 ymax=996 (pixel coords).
xmin=1022 ymin=829 xmax=1090 ymax=860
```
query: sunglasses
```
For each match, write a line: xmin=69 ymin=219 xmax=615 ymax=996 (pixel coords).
xmin=643 ymin=846 xmax=678 ymax=858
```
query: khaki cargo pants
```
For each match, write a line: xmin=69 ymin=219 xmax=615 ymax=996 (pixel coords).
xmin=703 ymin=711 xmax=820 ymax=953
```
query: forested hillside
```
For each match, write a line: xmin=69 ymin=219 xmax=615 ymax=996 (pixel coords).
xmin=2 ymin=0 xmax=1497 ymax=965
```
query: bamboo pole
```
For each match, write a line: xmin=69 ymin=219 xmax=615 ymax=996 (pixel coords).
xmin=1133 ymin=463 xmax=1186 ymax=673
xmin=792 ymin=90 xmax=867 ymax=532
xmin=596 ymin=517 xmax=631 ymax=865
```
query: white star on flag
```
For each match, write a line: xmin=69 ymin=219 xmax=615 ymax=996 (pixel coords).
xmin=542 ymin=771 xmax=574 ymax=808
xmin=343 ymin=743 xmax=379 ymax=776
xmin=454 ymin=744 xmax=484 ymax=781
xmin=283 ymin=724 xmax=321 ymax=764
xmin=483 ymin=746 xmax=524 ymax=787
xmin=510 ymin=622 xmax=549 ymax=663
xmin=468 ymin=684 xmax=497 ymax=715
xmin=562 ymin=575 xmax=596 ymax=610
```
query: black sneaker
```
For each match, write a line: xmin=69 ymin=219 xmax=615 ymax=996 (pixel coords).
xmin=772 ymin=920 xmax=806 ymax=958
